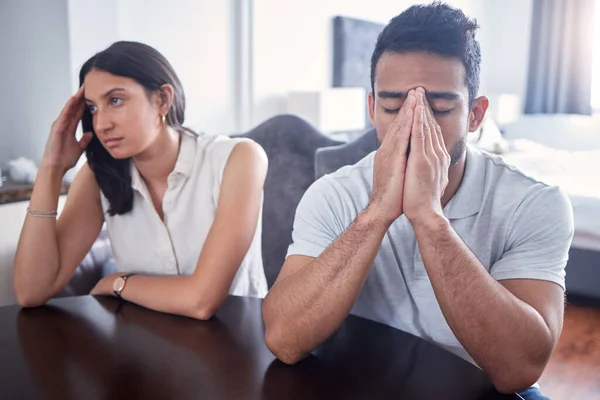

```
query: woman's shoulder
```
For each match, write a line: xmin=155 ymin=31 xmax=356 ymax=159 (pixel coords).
xmin=195 ymin=135 xmax=261 ymax=164
xmin=196 ymin=134 xmax=255 ymax=152
xmin=190 ymin=135 xmax=266 ymax=181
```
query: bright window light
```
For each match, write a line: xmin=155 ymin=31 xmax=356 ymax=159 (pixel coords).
xmin=591 ymin=0 xmax=600 ymax=110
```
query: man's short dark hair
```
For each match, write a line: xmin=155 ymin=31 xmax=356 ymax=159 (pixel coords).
xmin=370 ymin=2 xmax=481 ymax=102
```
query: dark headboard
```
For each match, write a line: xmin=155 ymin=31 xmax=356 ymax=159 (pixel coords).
xmin=332 ymin=16 xmax=385 ymax=128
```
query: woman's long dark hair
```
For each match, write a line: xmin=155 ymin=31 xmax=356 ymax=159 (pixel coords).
xmin=80 ymin=41 xmax=196 ymax=216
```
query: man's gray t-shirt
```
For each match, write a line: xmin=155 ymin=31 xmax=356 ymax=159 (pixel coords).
xmin=287 ymin=145 xmax=574 ymax=365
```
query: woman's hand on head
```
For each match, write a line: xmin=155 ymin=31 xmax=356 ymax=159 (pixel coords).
xmin=41 ymin=85 xmax=94 ymax=175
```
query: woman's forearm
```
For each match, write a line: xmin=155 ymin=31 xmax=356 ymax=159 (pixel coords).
xmin=13 ymin=167 xmax=65 ymax=306
xmin=115 ymin=274 xmax=224 ymax=320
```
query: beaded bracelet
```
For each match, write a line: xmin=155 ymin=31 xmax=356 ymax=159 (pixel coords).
xmin=26 ymin=208 xmax=58 ymax=218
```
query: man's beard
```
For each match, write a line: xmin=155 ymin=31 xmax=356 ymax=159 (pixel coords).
xmin=448 ymin=135 xmax=467 ymax=167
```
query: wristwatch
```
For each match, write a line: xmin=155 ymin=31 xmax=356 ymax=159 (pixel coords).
xmin=113 ymin=273 xmax=137 ymax=298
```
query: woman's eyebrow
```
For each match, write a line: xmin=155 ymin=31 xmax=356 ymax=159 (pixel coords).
xmin=84 ymin=87 xmax=126 ymax=102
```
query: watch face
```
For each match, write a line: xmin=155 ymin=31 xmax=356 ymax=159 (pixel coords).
xmin=113 ymin=277 xmax=125 ymax=293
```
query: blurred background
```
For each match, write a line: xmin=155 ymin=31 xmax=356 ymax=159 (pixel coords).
xmin=1 ymin=0 xmax=598 ymax=163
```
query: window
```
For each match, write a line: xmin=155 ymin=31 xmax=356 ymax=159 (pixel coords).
xmin=592 ymin=0 xmax=600 ymax=110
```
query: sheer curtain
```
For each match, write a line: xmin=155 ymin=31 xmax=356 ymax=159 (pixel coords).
xmin=525 ymin=0 xmax=596 ymax=115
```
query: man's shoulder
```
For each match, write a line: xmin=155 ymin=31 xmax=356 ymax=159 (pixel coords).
xmin=475 ymin=147 xmax=570 ymax=219
xmin=298 ymin=151 xmax=375 ymax=221
xmin=479 ymin=148 xmax=546 ymax=187
xmin=319 ymin=151 xmax=375 ymax=193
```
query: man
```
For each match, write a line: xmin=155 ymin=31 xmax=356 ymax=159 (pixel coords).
xmin=262 ymin=2 xmax=573 ymax=398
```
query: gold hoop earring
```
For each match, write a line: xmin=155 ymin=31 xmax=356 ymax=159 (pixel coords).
xmin=161 ymin=115 xmax=166 ymax=125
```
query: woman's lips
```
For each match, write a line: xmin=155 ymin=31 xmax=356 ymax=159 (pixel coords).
xmin=104 ymin=138 xmax=123 ymax=148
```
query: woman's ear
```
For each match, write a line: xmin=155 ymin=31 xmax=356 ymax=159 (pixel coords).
xmin=157 ymin=84 xmax=175 ymax=118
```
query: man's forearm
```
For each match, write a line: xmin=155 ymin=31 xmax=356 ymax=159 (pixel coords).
xmin=263 ymin=208 xmax=391 ymax=364
xmin=412 ymin=213 xmax=554 ymax=392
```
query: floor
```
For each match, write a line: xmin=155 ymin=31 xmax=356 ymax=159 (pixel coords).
xmin=539 ymin=296 xmax=600 ymax=399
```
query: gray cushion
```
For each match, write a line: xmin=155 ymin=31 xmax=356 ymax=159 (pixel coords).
xmin=234 ymin=115 xmax=343 ymax=286
xmin=58 ymin=228 xmax=115 ymax=297
xmin=315 ymin=129 xmax=378 ymax=180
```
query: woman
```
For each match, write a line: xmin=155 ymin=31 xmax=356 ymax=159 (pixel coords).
xmin=13 ymin=41 xmax=268 ymax=319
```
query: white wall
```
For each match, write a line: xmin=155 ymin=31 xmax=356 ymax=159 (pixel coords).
xmin=67 ymin=0 xmax=120 ymax=93
xmin=1 ymin=0 xmax=239 ymax=168
xmin=482 ymin=0 xmax=533 ymax=104
xmin=251 ymin=0 xmax=487 ymax=127
xmin=0 ymin=0 xmax=72 ymax=166
xmin=117 ymin=0 xmax=238 ymax=135
xmin=67 ymin=0 xmax=239 ymax=135
xmin=591 ymin=0 xmax=600 ymax=110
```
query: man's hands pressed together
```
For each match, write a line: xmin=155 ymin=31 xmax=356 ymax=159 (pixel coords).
xmin=402 ymin=88 xmax=451 ymax=224
xmin=367 ymin=88 xmax=415 ymax=224
xmin=368 ymin=87 xmax=451 ymax=225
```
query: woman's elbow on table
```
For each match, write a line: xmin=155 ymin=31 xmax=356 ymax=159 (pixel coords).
xmin=187 ymin=292 xmax=227 ymax=321
xmin=13 ymin=269 xmax=52 ymax=308
xmin=182 ymin=296 xmax=218 ymax=320
xmin=189 ymin=304 xmax=217 ymax=321
xmin=13 ymin=276 xmax=52 ymax=308
xmin=14 ymin=289 xmax=50 ymax=309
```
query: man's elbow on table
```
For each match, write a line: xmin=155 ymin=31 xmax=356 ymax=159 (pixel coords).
xmin=264 ymin=324 xmax=307 ymax=365
xmin=490 ymin=361 xmax=546 ymax=394
xmin=262 ymin=308 xmax=307 ymax=364
xmin=491 ymin=329 xmax=554 ymax=393
xmin=262 ymin=292 xmax=313 ymax=364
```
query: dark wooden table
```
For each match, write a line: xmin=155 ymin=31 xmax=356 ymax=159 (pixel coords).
xmin=0 ymin=296 xmax=518 ymax=399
